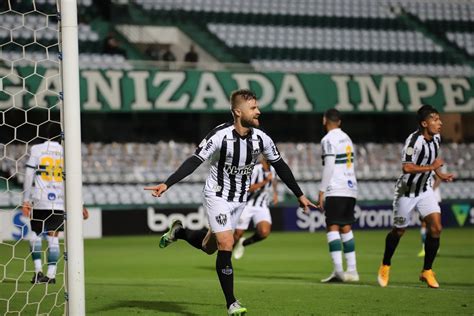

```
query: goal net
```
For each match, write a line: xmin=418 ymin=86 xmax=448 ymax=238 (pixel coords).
xmin=0 ymin=0 xmax=84 ymax=315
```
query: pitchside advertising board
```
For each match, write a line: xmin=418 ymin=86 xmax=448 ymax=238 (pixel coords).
xmin=0 ymin=208 xmax=102 ymax=241
xmin=102 ymin=202 xmax=474 ymax=235
xmin=1 ymin=203 xmax=472 ymax=239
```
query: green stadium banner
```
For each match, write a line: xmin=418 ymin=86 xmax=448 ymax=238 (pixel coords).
xmin=1 ymin=67 xmax=473 ymax=112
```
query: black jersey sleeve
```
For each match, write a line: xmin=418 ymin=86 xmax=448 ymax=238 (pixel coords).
xmin=164 ymin=155 xmax=203 ymax=188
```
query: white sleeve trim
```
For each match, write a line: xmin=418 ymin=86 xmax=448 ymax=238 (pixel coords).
xmin=192 ymin=153 xmax=205 ymax=162
xmin=320 ymin=155 xmax=336 ymax=192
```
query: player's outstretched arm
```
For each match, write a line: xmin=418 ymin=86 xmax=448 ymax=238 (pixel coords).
xmin=298 ymin=195 xmax=318 ymax=214
xmin=144 ymin=155 xmax=203 ymax=197
xmin=434 ymin=168 xmax=455 ymax=182
xmin=402 ymin=158 xmax=444 ymax=174
xmin=271 ymin=159 xmax=317 ymax=213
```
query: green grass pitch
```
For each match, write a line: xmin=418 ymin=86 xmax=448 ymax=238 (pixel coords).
xmin=1 ymin=228 xmax=473 ymax=315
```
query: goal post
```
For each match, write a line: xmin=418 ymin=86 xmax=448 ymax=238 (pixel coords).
xmin=60 ymin=0 xmax=86 ymax=315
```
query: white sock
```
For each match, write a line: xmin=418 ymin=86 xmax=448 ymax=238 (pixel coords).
xmin=46 ymin=236 xmax=60 ymax=279
xmin=341 ymin=231 xmax=357 ymax=272
xmin=327 ymin=231 xmax=343 ymax=273
xmin=47 ymin=265 xmax=57 ymax=279
xmin=420 ymin=227 xmax=427 ymax=235
xmin=29 ymin=232 xmax=43 ymax=273
xmin=34 ymin=259 xmax=42 ymax=273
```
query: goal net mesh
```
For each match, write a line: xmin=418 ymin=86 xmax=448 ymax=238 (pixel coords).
xmin=0 ymin=0 xmax=67 ymax=314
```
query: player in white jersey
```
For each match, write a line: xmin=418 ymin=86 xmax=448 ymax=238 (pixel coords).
xmin=378 ymin=105 xmax=454 ymax=289
xmin=233 ymin=157 xmax=278 ymax=260
xmin=145 ymin=89 xmax=316 ymax=315
xmin=22 ymin=122 xmax=88 ymax=284
xmin=317 ymin=109 xmax=359 ymax=283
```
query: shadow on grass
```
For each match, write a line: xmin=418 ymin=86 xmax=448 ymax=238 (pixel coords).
xmin=92 ymin=300 xmax=220 ymax=315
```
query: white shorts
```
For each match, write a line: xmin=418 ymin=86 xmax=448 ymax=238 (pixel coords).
xmin=236 ymin=205 xmax=272 ymax=230
xmin=393 ymin=189 xmax=441 ymax=228
xmin=203 ymin=195 xmax=246 ymax=233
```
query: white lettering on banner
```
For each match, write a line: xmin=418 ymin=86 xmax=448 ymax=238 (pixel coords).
xmin=190 ymin=72 xmax=228 ymax=110
xmin=354 ymin=206 xmax=392 ymax=228
xmin=128 ymin=71 xmax=152 ymax=110
xmin=153 ymin=72 xmax=189 ymax=109
xmin=83 ymin=70 xmax=123 ymax=110
xmin=332 ymin=75 xmax=353 ymax=111
xmin=296 ymin=206 xmax=423 ymax=231
xmin=232 ymin=73 xmax=275 ymax=108
xmin=355 ymin=76 xmax=403 ymax=112
xmin=147 ymin=206 xmax=207 ymax=232
xmin=404 ymin=76 xmax=437 ymax=111
xmin=273 ymin=74 xmax=312 ymax=111
xmin=296 ymin=208 xmax=326 ymax=232
xmin=439 ymin=78 xmax=474 ymax=112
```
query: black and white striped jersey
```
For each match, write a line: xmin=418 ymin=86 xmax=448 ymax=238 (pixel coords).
xmin=194 ymin=122 xmax=281 ymax=202
xmin=247 ymin=163 xmax=276 ymax=208
xmin=396 ymin=130 xmax=441 ymax=197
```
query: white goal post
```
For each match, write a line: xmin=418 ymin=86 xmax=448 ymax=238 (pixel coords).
xmin=60 ymin=0 xmax=86 ymax=315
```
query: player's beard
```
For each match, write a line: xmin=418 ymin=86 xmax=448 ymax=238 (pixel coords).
xmin=242 ymin=116 xmax=259 ymax=128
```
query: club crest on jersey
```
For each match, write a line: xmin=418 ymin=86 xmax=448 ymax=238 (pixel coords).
xmin=215 ymin=213 xmax=227 ymax=226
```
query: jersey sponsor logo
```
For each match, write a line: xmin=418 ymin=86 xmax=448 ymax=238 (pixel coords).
xmin=347 ymin=180 xmax=354 ymax=188
xmin=212 ymin=184 xmax=222 ymax=192
xmin=215 ymin=213 xmax=227 ymax=226
xmin=406 ymin=147 xmax=414 ymax=156
xmin=48 ymin=193 xmax=56 ymax=201
xmin=224 ymin=163 xmax=254 ymax=176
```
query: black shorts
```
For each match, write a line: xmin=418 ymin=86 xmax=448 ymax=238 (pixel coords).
xmin=325 ymin=197 xmax=356 ymax=226
xmin=30 ymin=209 xmax=64 ymax=235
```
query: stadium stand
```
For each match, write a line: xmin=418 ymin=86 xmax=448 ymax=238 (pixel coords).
xmin=1 ymin=141 xmax=473 ymax=207
xmin=1 ymin=0 xmax=472 ymax=72
xmin=131 ymin=0 xmax=474 ymax=75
